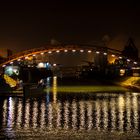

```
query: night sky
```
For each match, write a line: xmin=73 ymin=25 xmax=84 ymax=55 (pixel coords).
xmin=0 ymin=1 xmax=140 ymax=53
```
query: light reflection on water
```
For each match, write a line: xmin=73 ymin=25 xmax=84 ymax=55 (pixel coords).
xmin=0 ymin=78 xmax=140 ymax=138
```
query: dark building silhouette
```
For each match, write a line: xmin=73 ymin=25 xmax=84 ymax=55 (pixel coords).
xmin=122 ymin=38 xmax=138 ymax=60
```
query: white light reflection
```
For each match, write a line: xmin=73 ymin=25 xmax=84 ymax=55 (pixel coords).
xmin=132 ymin=93 xmax=138 ymax=132
xmin=32 ymin=101 xmax=38 ymax=128
xmin=102 ymin=101 xmax=108 ymax=130
xmin=3 ymin=99 xmax=7 ymax=126
xmin=87 ymin=102 xmax=93 ymax=130
xmin=95 ymin=101 xmax=101 ymax=131
xmin=118 ymin=95 xmax=124 ymax=131
xmin=110 ymin=98 xmax=116 ymax=131
xmin=53 ymin=76 xmax=57 ymax=103
xmin=79 ymin=101 xmax=85 ymax=130
xmin=126 ymin=94 xmax=131 ymax=131
xmin=17 ymin=100 xmax=22 ymax=127
xmin=64 ymin=101 xmax=69 ymax=129
xmin=72 ymin=100 xmax=77 ymax=130
xmin=56 ymin=102 xmax=62 ymax=129
xmin=7 ymin=97 xmax=14 ymax=128
xmin=48 ymin=103 xmax=53 ymax=130
xmin=40 ymin=101 xmax=46 ymax=128
xmin=24 ymin=101 xmax=30 ymax=128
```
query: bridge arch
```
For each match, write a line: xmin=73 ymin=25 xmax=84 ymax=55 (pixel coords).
xmin=0 ymin=44 xmax=138 ymax=69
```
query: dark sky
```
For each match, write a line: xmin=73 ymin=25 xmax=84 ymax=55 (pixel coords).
xmin=0 ymin=1 xmax=140 ymax=53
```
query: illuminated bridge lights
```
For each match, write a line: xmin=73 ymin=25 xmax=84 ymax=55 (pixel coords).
xmin=88 ymin=50 xmax=92 ymax=53
xmin=25 ymin=56 xmax=29 ymax=60
xmin=56 ymin=50 xmax=60 ymax=53
xmin=96 ymin=51 xmax=100 ymax=54
xmin=134 ymin=61 xmax=137 ymax=65
xmin=103 ymin=52 xmax=107 ymax=55
xmin=64 ymin=50 xmax=68 ymax=52
xmin=10 ymin=62 xmax=13 ymax=64
xmin=80 ymin=50 xmax=84 ymax=52
xmin=111 ymin=54 xmax=115 ymax=57
xmin=41 ymin=52 xmax=44 ymax=55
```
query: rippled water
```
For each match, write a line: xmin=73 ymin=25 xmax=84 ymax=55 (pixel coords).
xmin=0 ymin=78 xmax=140 ymax=139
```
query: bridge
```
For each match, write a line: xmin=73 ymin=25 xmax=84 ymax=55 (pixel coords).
xmin=0 ymin=43 xmax=130 ymax=67
xmin=0 ymin=43 xmax=139 ymax=89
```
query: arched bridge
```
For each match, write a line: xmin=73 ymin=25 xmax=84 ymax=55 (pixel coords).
xmin=0 ymin=44 xmax=127 ymax=67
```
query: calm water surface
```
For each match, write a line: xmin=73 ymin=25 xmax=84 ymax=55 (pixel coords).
xmin=0 ymin=77 xmax=140 ymax=139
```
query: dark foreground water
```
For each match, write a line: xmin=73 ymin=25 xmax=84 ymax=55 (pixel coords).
xmin=0 ymin=78 xmax=140 ymax=139
xmin=0 ymin=92 xmax=140 ymax=139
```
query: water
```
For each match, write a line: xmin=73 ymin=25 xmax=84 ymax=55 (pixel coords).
xmin=0 ymin=78 xmax=140 ymax=139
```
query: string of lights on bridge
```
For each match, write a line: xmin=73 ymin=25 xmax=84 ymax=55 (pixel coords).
xmin=1 ymin=48 xmax=138 ymax=68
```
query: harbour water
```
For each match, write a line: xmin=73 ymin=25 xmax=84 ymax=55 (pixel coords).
xmin=0 ymin=77 xmax=140 ymax=139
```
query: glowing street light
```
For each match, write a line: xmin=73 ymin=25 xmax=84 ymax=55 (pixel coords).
xmin=88 ymin=50 xmax=92 ymax=53
xmin=80 ymin=50 xmax=84 ymax=52
xmin=41 ymin=52 xmax=44 ymax=55
xmin=33 ymin=54 xmax=36 ymax=57
xmin=18 ymin=59 xmax=21 ymax=61
xmin=64 ymin=49 xmax=68 ymax=52
xmin=56 ymin=50 xmax=60 ymax=53
xmin=134 ymin=62 xmax=137 ymax=65
xmin=2 ymin=65 xmax=6 ymax=67
xmin=111 ymin=54 xmax=115 ymax=57
xmin=96 ymin=51 xmax=100 ymax=54
xmin=127 ymin=59 xmax=130 ymax=62
xmin=53 ymin=63 xmax=57 ymax=66
xmin=103 ymin=52 xmax=107 ymax=55
xmin=48 ymin=51 xmax=52 ymax=54
xmin=72 ymin=50 xmax=76 ymax=52
xmin=10 ymin=61 xmax=13 ymax=64
xmin=119 ymin=56 xmax=122 ymax=59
